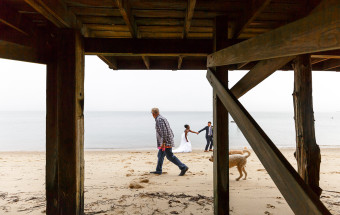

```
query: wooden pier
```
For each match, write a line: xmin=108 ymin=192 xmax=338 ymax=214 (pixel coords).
xmin=1 ymin=0 xmax=339 ymax=214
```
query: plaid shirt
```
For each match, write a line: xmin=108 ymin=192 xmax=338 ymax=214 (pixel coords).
xmin=155 ymin=115 xmax=175 ymax=147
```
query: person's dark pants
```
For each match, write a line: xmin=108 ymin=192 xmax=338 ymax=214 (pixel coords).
xmin=205 ymin=136 xmax=213 ymax=151
xmin=155 ymin=148 xmax=187 ymax=173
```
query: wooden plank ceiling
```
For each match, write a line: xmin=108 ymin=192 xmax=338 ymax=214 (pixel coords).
xmin=1 ymin=0 xmax=340 ymax=70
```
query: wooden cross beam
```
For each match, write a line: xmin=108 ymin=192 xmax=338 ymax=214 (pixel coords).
xmin=178 ymin=56 xmax=184 ymax=70
xmin=25 ymin=0 xmax=77 ymax=28
xmin=206 ymin=68 xmax=331 ymax=215
xmin=230 ymin=56 xmax=294 ymax=99
xmin=114 ymin=0 xmax=138 ymax=38
xmin=84 ymin=38 xmax=213 ymax=56
xmin=311 ymin=58 xmax=328 ymax=65
xmin=207 ymin=0 xmax=340 ymax=67
xmin=0 ymin=40 xmax=46 ymax=64
xmin=24 ymin=0 xmax=90 ymax=36
xmin=321 ymin=59 xmax=340 ymax=70
xmin=0 ymin=1 xmax=34 ymax=36
xmin=98 ymin=55 xmax=118 ymax=70
xmin=183 ymin=0 xmax=196 ymax=38
xmin=142 ymin=56 xmax=150 ymax=69
xmin=237 ymin=62 xmax=250 ymax=69
xmin=0 ymin=28 xmax=35 ymax=47
xmin=231 ymin=0 xmax=271 ymax=39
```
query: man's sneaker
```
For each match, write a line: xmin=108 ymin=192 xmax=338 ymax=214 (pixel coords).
xmin=150 ymin=171 xmax=162 ymax=175
xmin=179 ymin=167 xmax=189 ymax=176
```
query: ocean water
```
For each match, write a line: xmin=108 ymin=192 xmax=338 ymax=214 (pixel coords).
xmin=0 ymin=111 xmax=340 ymax=151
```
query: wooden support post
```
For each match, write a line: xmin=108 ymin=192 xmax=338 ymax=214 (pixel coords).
xmin=213 ymin=15 xmax=229 ymax=215
xmin=292 ymin=54 xmax=322 ymax=197
xmin=46 ymin=53 xmax=59 ymax=215
xmin=206 ymin=68 xmax=331 ymax=215
xmin=53 ymin=29 xmax=85 ymax=215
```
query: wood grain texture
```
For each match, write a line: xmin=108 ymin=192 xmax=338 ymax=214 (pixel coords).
xmin=25 ymin=0 xmax=77 ymax=28
xmin=293 ymin=55 xmax=322 ymax=197
xmin=98 ymin=55 xmax=118 ymax=70
xmin=183 ymin=0 xmax=196 ymax=38
xmin=142 ymin=56 xmax=150 ymax=69
xmin=46 ymin=52 xmax=59 ymax=215
xmin=213 ymin=16 xmax=229 ymax=215
xmin=0 ymin=40 xmax=45 ymax=63
xmin=232 ymin=0 xmax=271 ymax=38
xmin=114 ymin=0 xmax=138 ymax=38
xmin=230 ymin=56 xmax=294 ymax=99
xmin=177 ymin=56 xmax=184 ymax=70
xmin=207 ymin=1 xmax=340 ymax=67
xmin=56 ymin=29 xmax=84 ymax=215
xmin=206 ymin=68 xmax=331 ymax=215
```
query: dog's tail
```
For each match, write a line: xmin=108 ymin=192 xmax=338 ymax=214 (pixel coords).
xmin=243 ymin=149 xmax=251 ymax=158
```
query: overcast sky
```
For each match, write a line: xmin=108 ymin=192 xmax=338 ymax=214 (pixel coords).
xmin=1 ymin=56 xmax=340 ymax=112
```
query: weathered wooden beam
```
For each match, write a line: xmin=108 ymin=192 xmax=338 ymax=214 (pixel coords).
xmin=115 ymin=58 xmax=206 ymax=70
xmin=293 ymin=54 xmax=322 ymax=197
xmin=183 ymin=0 xmax=196 ymax=38
xmin=98 ymin=55 xmax=118 ymax=70
xmin=321 ymin=59 xmax=340 ymax=70
xmin=142 ymin=56 xmax=150 ymax=69
xmin=25 ymin=0 xmax=77 ymax=28
xmin=0 ymin=40 xmax=46 ymax=63
xmin=232 ymin=0 xmax=271 ymax=39
xmin=237 ymin=62 xmax=249 ymax=69
xmin=46 ymin=51 xmax=59 ymax=215
xmin=0 ymin=28 xmax=34 ymax=47
xmin=312 ymin=55 xmax=340 ymax=59
xmin=0 ymin=1 xmax=33 ymax=36
xmin=56 ymin=29 xmax=84 ymax=214
xmin=114 ymin=0 xmax=138 ymax=38
xmin=213 ymin=16 xmax=229 ymax=215
xmin=207 ymin=0 xmax=340 ymax=67
xmin=84 ymin=38 xmax=213 ymax=55
xmin=177 ymin=56 xmax=184 ymax=70
xmin=230 ymin=56 xmax=294 ymax=99
xmin=311 ymin=58 xmax=328 ymax=65
xmin=206 ymin=68 xmax=331 ymax=215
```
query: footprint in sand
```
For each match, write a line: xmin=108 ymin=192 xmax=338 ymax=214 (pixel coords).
xmin=264 ymin=211 xmax=273 ymax=215
xmin=128 ymin=182 xmax=144 ymax=189
xmin=266 ymin=204 xmax=275 ymax=209
xmin=139 ymin=178 xmax=150 ymax=183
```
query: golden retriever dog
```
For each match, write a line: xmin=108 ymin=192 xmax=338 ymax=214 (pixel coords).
xmin=229 ymin=147 xmax=248 ymax=155
xmin=209 ymin=149 xmax=251 ymax=181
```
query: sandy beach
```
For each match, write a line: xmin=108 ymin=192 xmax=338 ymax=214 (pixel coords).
xmin=0 ymin=148 xmax=339 ymax=215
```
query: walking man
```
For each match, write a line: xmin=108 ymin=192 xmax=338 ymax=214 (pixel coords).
xmin=150 ymin=108 xmax=189 ymax=176
xmin=198 ymin=121 xmax=213 ymax=152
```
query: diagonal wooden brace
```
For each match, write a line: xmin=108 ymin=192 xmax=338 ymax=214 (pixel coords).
xmin=206 ymin=68 xmax=331 ymax=215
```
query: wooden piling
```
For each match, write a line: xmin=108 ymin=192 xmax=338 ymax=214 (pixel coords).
xmin=45 ymin=29 xmax=85 ymax=215
xmin=212 ymin=16 xmax=229 ymax=215
xmin=46 ymin=51 xmax=59 ymax=215
xmin=293 ymin=54 xmax=322 ymax=197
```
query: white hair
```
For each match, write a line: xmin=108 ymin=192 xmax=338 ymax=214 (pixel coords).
xmin=151 ymin=108 xmax=159 ymax=114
